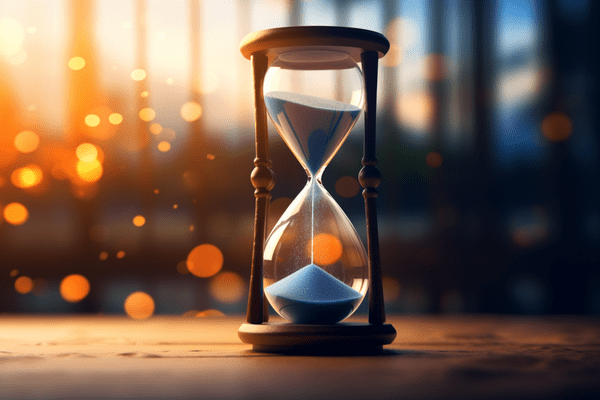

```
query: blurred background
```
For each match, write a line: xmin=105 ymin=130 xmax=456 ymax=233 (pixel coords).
xmin=0 ymin=0 xmax=598 ymax=317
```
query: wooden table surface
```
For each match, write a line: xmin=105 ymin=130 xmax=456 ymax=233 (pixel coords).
xmin=1 ymin=315 xmax=599 ymax=399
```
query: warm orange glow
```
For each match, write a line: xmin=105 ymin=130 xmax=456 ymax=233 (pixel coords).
xmin=382 ymin=276 xmax=401 ymax=303
xmin=108 ymin=113 xmax=123 ymax=125
xmin=60 ymin=274 xmax=90 ymax=303
xmin=396 ymin=92 xmax=434 ymax=131
xmin=133 ymin=215 xmax=146 ymax=227
xmin=187 ymin=244 xmax=223 ymax=278
xmin=139 ymin=107 xmax=156 ymax=122
xmin=173 ymin=204 xmax=178 ymax=209
xmin=10 ymin=269 xmax=19 ymax=277
xmin=157 ymin=141 xmax=171 ymax=152
xmin=76 ymin=143 xmax=98 ymax=162
xmin=14 ymin=276 xmax=33 ymax=294
xmin=206 ymin=154 xmax=215 ymax=160
xmin=335 ymin=176 xmax=360 ymax=198
xmin=149 ymin=123 xmax=162 ymax=135
xmin=0 ymin=18 xmax=25 ymax=56
xmin=99 ymin=251 xmax=109 ymax=261
xmin=426 ymin=151 xmax=443 ymax=168
xmin=153 ymin=188 xmax=160 ymax=194
xmin=14 ymin=130 xmax=40 ymax=153
xmin=209 ymin=272 xmax=245 ymax=304
xmin=196 ymin=309 xmax=226 ymax=317
xmin=116 ymin=250 xmax=125 ymax=259
xmin=180 ymin=101 xmax=202 ymax=122
xmin=3 ymin=202 xmax=28 ymax=225
xmin=541 ymin=112 xmax=572 ymax=142
xmin=425 ymin=54 xmax=447 ymax=81
xmin=124 ymin=291 xmax=155 ymax=319
xmin=166 ymin=78 xmax=174 ymax=85
xmin=85 ymin=114 xmax=100 ymax=127
xmin=381 ymin=43 xmax=402 ymax=67
xmin=131 ymin=69 xmax=147 ymax=81
xmin=11 ymin=165 xmax=43 ymax=188
xmin=311 ymin=233 xmax=343 ymax=265
xmin=68 ymin=56 xmax=86 ymax=70
xmin=76 ymin=159 xmax=103 ymax=182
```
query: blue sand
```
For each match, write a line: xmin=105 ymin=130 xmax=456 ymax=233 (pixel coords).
xmin=265 ymin=264 xmax=363 ymax=324
xmin=264 ymin=91 xmax=361 ymax=175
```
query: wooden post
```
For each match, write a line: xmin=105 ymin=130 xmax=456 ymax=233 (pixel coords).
xmin=246 ymin=53 xmax=274 ymax=324
xmin=360 ymin=51 xmax=385 ymax=326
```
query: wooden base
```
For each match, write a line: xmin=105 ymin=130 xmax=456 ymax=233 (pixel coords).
xmin=238 ymin=322 xmax=396 ymax=355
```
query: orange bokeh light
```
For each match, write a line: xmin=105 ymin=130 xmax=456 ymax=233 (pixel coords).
xmin=311 ymin=233 xmax=343 ymax=265
xmin=131 ymin=68 xmax=146 ymax=81
xmin=426 ymin=151 xmax=443 ymax=168
xmin=541 ymin=112 xmax=572 ymax=142
xmin=124 ymin=291 xmax=155 ymax=319
xmin=85 ymin=114 xmax=100 ymax=127
xmin=157 ymin=141 xmax=171 ymax=152
xmin=149 ymin=123 xmax=162 ymax=135
xmin=116 ymin=250 xmax=125 ymax=259
xmin=99 ymin=251 xmax=109 ymax=260
xmin=187 ymin=244 xmax=223 ymax=278
xmin=68 ymin=56 xmax=85 ymax=70
xmin=196 ymin=309 xmax=226 ymax=317
xmin=108 ymin=113 xmax=123 ymax=125
xmin=11 ymin=164 xmax=43 ymax=188
xmin=76 ymin=159 xmax=103 ymax=182
xmin=180 ymin=101 xmax=202 ymax=122
xmin=139 ymin=107 xmax=156 ymax=122
xmin=13 ymin=130 xmax=40 ymax=153
xmin=335 ymin=176 xmax=361 ymax=198
xmin=209 ymin=272 xmax=245 ymax=304
xmin=76 ymin=142 xmax=98 ymax=162
xmin=14 ymin=276 xmax=33 ymax=294
xmin=382 ymin=276 xmax=402 ymax=303
xmin=133 ymin=215 xmax=146 ymax=227
xmin=3 ymin=202 xmax=28 ymax=225
xmin=60 ymin=274 xmax=90 ymax=303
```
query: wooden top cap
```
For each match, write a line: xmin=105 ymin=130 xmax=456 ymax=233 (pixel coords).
xmin=240 ymin=26 xmax=390 ymax=65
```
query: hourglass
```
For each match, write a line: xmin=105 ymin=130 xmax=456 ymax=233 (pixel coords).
xmin=238 ymin=26 xmax=395 ymax=353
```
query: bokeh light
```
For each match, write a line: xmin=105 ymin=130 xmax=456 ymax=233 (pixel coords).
xmin=541 ymin=112 xmax=572 ymax=142
xmin=131 ymin=68 xmax=147 ymax=81
xmin=196 ymin=309 xmax=226 ymax=317
xmin=149 ymin=123 xmax=162 ymax=135
xmin=139 ymin=107 xmax=156 ymax=122
xmin=10 ymin=269 xmax=19 ymax=277
xmin=335 ymin=176 xmax=360 ymax=198
xmin=99 ymin=251 xmax=109 ymax=261
xmin=68 ymin=56 xmax=86 ymax=70
xmin=157 ymin=141 xmax=171 ymax=152
xmin=76 ymin=143 xmax=98 ymax=162
xmin=116 ymin=250 xmax=125 ymax=259
xmin=133 ymin=215 xmax=146 ymax=227
xmin=14 ymin=276 xmax=33 ymax=294
xmin=209 ymin=272 xmax=245 ymax=304
xmin=180 ymin=101 xmax=202 ymax=122
xmin=76 ymin=159 xmax=103 ymax=182
xmin=60 ymin=274 xmax=90 ymax=303
xmin=187 ymin=244 xmax=223 ymax=278
xmin=11 ymin=164 xmax=43 ymax=188
xmin=3 ymin=202 xmax=28 ymax=225
xmin=382 ymin=276 xmax=401 ymax=304
xmin=311 ymin=233 xmax=343 ymax=265
xmin=426 ymin=151 xmax=443 ymax=168
xmin=85 ymin=114 xmax=100 ymax=127
xmin=124 ymin=291 xmax=155 ymax=319
xmin=14 ymin=130 xmax=40 ymax=153
xmin=0 ymin=18 xmax=25 ymax=56
xmin=108 ymin=113 xmax=123 ymax=125
xmin=140 ymin=91 xmax=149 ymax=98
